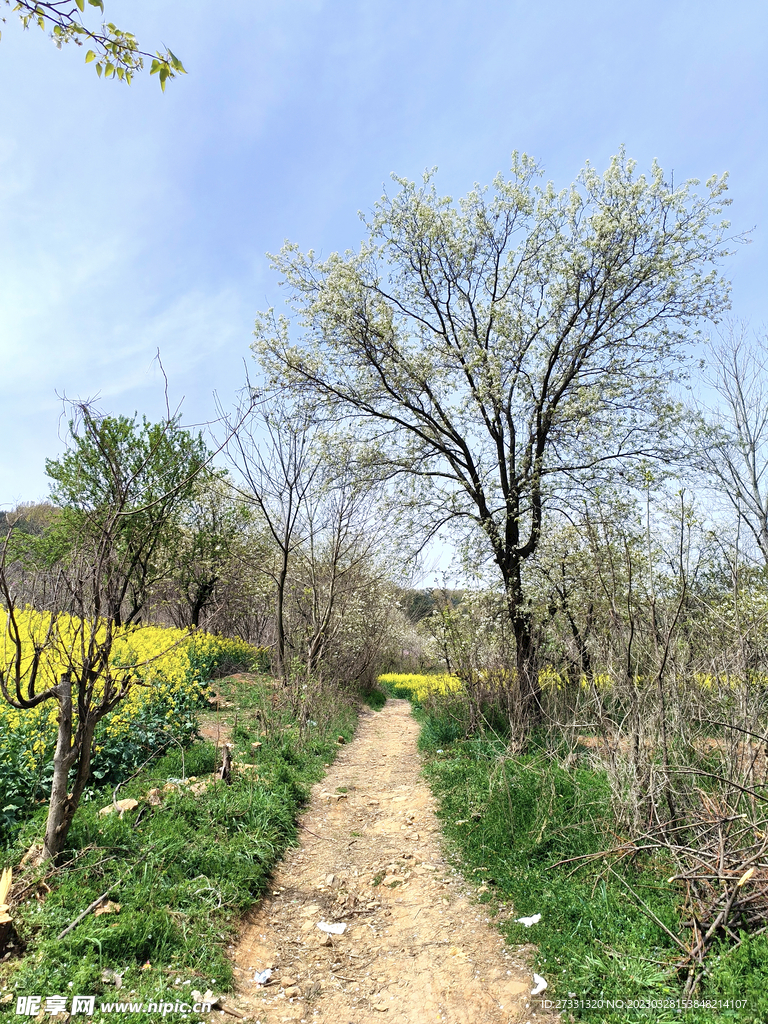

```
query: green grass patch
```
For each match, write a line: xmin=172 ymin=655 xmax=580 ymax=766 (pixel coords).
xmin=362 ymin=686 xmax=388 ymax=711
xmin=0 ymin=673 xmax=358 ymax=1022
xmin=416 ymin=703 xmax=768 ymax=1024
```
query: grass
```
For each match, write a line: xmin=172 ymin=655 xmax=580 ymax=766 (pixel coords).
xmin=0 ymin=672 xmax=359 ymax=1022
xmin=361 ymin=686 xmax=388 ymax=711
xmin=414 ymin=700 xmax=768 ymax=1024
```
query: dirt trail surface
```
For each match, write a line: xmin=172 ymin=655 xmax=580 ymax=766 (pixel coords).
xmin=229 ymin=700 xmax=559 ymax=1024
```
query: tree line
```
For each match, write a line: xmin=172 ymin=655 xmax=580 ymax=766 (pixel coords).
xmin=4 ymin=150 xmax=768 ymax=873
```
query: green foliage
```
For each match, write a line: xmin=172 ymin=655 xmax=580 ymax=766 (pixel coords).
xmin=46 ymin=412 xmax=206 ymax=521
xmin=2 ymin=1 xmax=185 ymax=88
xmin=165 ymin=472 xmax=258 ymax=630
xmin=362 ymin=686 xmax=387 ymax=711
xmin=45 ymin=409 xmax=210 ymax=626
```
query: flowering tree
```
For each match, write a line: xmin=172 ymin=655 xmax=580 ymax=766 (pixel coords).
xmin=255 ymin=152 xmax=731 ymax=729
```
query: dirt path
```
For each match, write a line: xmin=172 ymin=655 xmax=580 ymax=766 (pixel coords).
xmin=230 ymin=700 xmax=558 ymax=1024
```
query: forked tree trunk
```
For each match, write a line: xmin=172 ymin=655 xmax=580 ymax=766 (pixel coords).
xmin=43 ymin=674 xmax=99 ymax=863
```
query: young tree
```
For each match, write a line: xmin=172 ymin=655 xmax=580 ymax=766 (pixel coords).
xmin=46 ymin=409 xmax=208 ymax=625
xmin=294 ymin=458 xmax=390 ymax=676
xmin=0 ymin=405 xmax=208 ymax=861
xmin=165 ymin=471 xmax=253 ymax=629
xmin=224 ymin=400 xmax=321 ymax=681
xmin=254 ymin=152 xmax=731 ymax=728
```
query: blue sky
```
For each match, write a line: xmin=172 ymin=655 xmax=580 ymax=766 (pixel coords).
xmin=1 ymin=0 xmax=767 ymax=507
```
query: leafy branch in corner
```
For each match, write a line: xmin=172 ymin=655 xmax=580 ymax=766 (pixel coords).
xmin=2 ymin=1 xmax=185 ymax=88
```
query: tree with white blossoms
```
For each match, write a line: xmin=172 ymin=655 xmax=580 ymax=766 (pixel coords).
xmin=254 ymin=151 xmax=731 ymax=731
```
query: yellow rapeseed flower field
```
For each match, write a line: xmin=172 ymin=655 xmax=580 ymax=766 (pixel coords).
xmin=378 ymin=672 xmax=460 ymax=701
xmin=0 ymin=608 xmax=265 ymax=823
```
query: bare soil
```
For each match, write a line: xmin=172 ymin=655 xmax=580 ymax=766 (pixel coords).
xmin=228 ymin=699 xmax=559 ymax=1024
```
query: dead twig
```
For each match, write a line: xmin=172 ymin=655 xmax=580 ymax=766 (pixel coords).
xmin=56 ymin=879 xmax=122 ymax=939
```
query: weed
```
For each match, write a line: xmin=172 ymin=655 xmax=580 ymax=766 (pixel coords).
xmin=362 ymin=687 xmax=387 ymax=711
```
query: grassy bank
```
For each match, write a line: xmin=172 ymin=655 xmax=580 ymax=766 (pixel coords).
xmin=0 ymin=673 xmax=361 ymax=1021
xmin=382 ymin=675 xmax=768 ymax=1024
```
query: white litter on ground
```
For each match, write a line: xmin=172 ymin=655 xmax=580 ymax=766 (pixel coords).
xmin=531 ymin=973 xmax=548 ymax=996
xmin=317 ymin=921 xmax=347 ymax=935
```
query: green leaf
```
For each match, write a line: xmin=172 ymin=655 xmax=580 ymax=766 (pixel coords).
xmin=168 ymin=50 xmax=187 ymax=74
xmin=85 ymin=49 xmax=96 ymax=63
xmin=95 ymin=62 xmax=102 ymax=77
xmin=104 ymin=62 xmax=115 ymax=78
xmin=75 ymin=0 xmax=84 ymax=10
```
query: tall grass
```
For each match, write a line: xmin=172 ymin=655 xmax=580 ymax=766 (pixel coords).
xmin=412 ymin=686 xmax=768 ymax=1024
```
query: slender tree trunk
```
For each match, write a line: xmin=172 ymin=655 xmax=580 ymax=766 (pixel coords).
xmin=276 ymin=557 xmax=288 ymax=684
xmin=43 ymin=674 xmax=77 ymax=862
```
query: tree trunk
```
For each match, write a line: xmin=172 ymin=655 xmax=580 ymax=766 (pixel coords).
xmin=276 ymin=558 xmax=288 ymax=684
xmin=513 ymin=607 xmax=543 ymax=728
xmin=502 ymin=559 xmax=543 ymax=735
xmin=43 ymin=674 xmax=99 ymax=862
xmin=43 ymin=674 xmax=77 ymax=862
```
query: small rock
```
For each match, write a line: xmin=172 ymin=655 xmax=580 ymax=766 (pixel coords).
xmin=299 ymin=904 xmax=323 ymax=918
xmin=94 ymin=900 xmax=121 ymax=917
xmin=98 ymin=798 xmax=138 ymax=817
xmin=326 ymin=874 xmax=335 ymax=886
xmin=284 ymin=986 xmax=301 ymax=998
xmin=337 ymin=736 xmax=346 ymax=744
